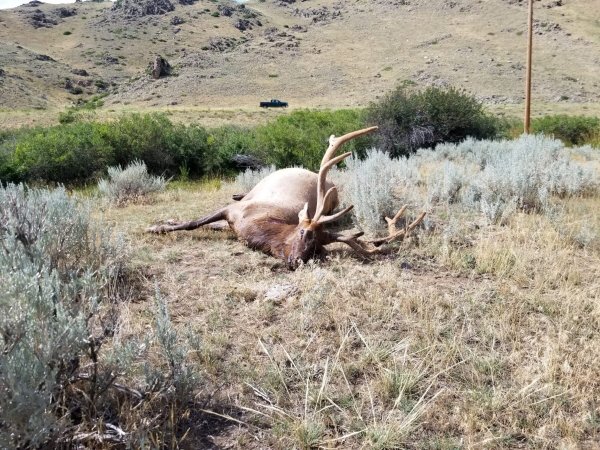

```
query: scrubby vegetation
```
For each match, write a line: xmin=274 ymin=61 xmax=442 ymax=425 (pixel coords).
xmin=334 ymin=135 xmax=598 ymax=235
xmin=251 ymin=109 xmax=369 ymax=170
xmin=531 ymin=114 xmax=600 ymax=146
xmin=0 ymin=109 xmax=368 ymax=184
xmin=1 ymin=86 xmax=598 ymax=187
xmin=98 ymin=160 xmax=168 ymax=205
xmin=0 ymin=184 xmax=213 ymax=448
xmin=367 ymin=86 xmax=499 ymax=157
xmin=1 ymin=129 xmax=599 ymax=448
xmin=0 ymin=184 xmax=123 ymax=446
xmin=1 ymin=114 xmax=220 ymax=183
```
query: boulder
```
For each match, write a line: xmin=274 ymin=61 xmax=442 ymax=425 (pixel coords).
xmin=231 ymin=154 xmax=264 ymax=170
xmin=72 ymin=68 xmax=89 ymax=76
xmin=111 ymin=0 xmax=175 ymax=18
xmin=53 ymin=7 xmax=77 ymax=18
xmin=35 ymin=54 xmax=55 ymax=61
xmin=151 ymin=55 xmax=171 ymax=79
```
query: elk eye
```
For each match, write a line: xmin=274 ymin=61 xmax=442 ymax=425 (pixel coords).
xmin=299 ymin=229 xmax=305 ymax=238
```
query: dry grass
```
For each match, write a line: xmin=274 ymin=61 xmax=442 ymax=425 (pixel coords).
xmin=99 ymin=156 xmax=600 ymax=448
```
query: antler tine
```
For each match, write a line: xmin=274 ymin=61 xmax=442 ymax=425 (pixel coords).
xmin=328 ymin=209 xmax=426 ymax=259
xmin=368 ymin=210 xmax=427 ymax=247
xmin=314 ymin=151 xmax=352 ymax=221
xmin=316 ymin=205 xmax=354 ymax=225
xmin=320 ymin=126 xmax=379 ymax=167
xmin=314 ymin=126 xmax=379 ymax=223
xmin=385 ymin=205 xmax=408 ymax=235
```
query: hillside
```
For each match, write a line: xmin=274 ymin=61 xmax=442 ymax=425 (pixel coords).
xmin=0 ymin=0 xmax=599 ymax=123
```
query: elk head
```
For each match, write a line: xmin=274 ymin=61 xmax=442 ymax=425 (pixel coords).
xmin=283 ymin=127 xmax=375 ymax=267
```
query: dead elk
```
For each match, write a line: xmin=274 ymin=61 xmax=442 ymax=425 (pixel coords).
xmin=146 ymin=127 xmax=426 ymax=268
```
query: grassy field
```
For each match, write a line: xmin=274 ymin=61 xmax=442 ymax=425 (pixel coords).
xmin=93 ymin=140 xmax=600 ymax=448
xmin=3 ymin=0 xmax=600 ymax=445
xmin=3 ymin=101 xmax=600 ymax=132
xmin=0 ymin=106 xmax=291 ymax=130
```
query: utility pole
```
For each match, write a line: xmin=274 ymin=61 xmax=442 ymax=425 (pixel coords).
xmin=524 ymin=0 xmax=534 ymax=133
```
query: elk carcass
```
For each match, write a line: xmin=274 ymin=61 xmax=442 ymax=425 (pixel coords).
xmin=147 ymin=127 xmax=425 ymax=268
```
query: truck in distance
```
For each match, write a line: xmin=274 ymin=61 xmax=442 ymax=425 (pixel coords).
xmin=260 ymin=99 xmax=288 ymax=108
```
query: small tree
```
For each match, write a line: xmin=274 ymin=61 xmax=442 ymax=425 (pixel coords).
xmin=367 ymin=85 xmax=498 ymax=157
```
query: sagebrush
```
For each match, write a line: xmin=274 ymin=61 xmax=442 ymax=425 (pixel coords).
xmin=98 ymin=160 xmax=168 ymax=205
xmin=336 ymin=135 xmax=599 ymax=231
xmin=0 ymin=184 xmax=209 ymax=448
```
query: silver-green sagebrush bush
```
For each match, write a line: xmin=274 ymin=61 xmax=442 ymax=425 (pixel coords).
xmin=234 ymin=164 xmax=277 ymax=192
xmin=342 ymin=150 xmax=405 ymax=235
xmin=332 ymin=135 xmax=598 ymax=232
xmin=338 ymin=149 xmax=422 ymax=235
xmin=0 ymin=184 xmax=204 ymax=448
xmin=427 ymin=161 xmax=470 ymax=204
xmin=416 ymin=135 xmax=598 ymax=224
xmin=0 ymin=184 xmax=125 ymax=447
xmin=98 ymin=160 xmax=168 ymax=205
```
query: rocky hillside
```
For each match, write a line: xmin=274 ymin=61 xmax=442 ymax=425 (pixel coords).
xmin=0 ymin=0 xmax=598 ymax=111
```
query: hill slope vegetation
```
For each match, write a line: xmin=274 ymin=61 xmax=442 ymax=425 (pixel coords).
xmin=0 ymin=0 xmax=599 ymax=114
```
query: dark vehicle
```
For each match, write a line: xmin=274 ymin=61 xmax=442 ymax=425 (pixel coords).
xmin=260 ymin=99 xmax=288 ymax=108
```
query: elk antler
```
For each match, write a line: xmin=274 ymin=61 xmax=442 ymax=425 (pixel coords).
xmin=368 ymin=207 xmax=427 ymax=247
xmin=328 ymin=206 xmax=426 ymax=258
xmin=312 ymin=126 xmax=379 ymax=224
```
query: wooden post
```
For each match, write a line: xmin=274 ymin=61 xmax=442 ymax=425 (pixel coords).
xmin=524 ymin=0 xmax=533 ymax=134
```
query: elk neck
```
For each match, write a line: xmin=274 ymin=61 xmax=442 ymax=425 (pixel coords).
xmin=236 ymin=215 xmax=300 ymax=260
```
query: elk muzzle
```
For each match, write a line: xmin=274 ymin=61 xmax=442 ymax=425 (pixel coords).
xmin=286 ymin=226 xmax=324 ymax=268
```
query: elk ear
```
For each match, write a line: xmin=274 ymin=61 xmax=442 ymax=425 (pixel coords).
xmin=298 ymin=202 xmax=309 ymax=222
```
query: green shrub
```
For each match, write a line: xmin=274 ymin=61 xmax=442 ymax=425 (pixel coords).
xmin=2 ymin=114 xmax=229 ymax=184
xmin=0 ymin=130 xmax=20 ymax=181
xmin=94 ymin=79 xmax=109 ymax=90
xmin=253 ymin=109 xmax=370 ymax=170
xmin=207 ymin=125 xmax=257 ymax=172
xmin=107 ymin=113 xmax=213 ymax=177
xmin=2 ymin=110 xmax=371 ymax=185
xmin=531 ymin=115 xmax=600 ymax=146
xmin=58 ymin=109 xmax=78 ymax=124
xmin=12 ymin=121 xmax=113 ymax=183
xmin=68 ymin=86 xmax=83 ymax=95
xmin=589 ymin=130 xmax=600 ymax=148
xmin=367 ymin=85 xmax=499 ymax=157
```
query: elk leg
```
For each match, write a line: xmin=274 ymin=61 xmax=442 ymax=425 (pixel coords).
xmin=204 ymin=221 xmax=230 ymax=231
xmin=146 ymin=208 xmax=229 ymax=233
